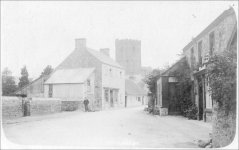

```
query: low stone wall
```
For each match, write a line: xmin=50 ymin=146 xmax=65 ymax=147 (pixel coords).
xmin=30 ymin=98 xmax=61 ymax=115
xmin=61 ymin=101 xmax=84 ymax=111
xmin=2 ymin=96 xmax=23 ymax=119
xmin=2 ymin=97 xmax=95 ymax=119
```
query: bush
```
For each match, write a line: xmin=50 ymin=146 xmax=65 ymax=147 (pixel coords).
xmin=206 ymin=49 xmax=237 ymax=112
xmin=185 ymin=104 xmax=198 ymax=120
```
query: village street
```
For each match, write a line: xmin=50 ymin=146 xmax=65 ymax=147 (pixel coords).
xmin=3 ymin=106 xmax=211 ymax=148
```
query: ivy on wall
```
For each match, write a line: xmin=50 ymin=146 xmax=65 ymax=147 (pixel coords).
xmin=206 ymin=49 xmax=237 ymax=113
xmin=170 ymin=59 xmax=198 ymax=119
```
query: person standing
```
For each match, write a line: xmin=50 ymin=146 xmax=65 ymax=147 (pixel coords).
xmin=83 ymin=97 xmax=89 ymax=112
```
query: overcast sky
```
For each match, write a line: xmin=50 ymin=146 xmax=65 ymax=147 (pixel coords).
xmin=1 ymin=1 xmax=237 ymax=79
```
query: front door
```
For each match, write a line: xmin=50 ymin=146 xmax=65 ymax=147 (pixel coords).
xmin=110 ymin=90 xmax=114 ymax=107
xmin=198 ymin=77 xmax=204 ymax=120
xmin=125 ymin=96 xmax=127 ymax=107
xmin=168 ymin=83 xmax=178 ymax=115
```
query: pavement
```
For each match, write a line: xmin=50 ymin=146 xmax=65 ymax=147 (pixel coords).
xmin=2 ymin=106 xmax=212 ymax=148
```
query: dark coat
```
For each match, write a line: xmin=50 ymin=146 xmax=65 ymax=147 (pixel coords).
xmin=83 ymin=99 xmax=89 ymax=105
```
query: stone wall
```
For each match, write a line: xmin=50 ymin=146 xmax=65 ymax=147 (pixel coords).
xmin=2 ymin=97 xmax=73 ymax=119
xmin=30 ymin=98 xmax=61 ymax=116
xmin=2 ymin=96 xmax=23 ymax=119
xmin=61 ymin=101 xmax=84 ymax=111
xmin=183 ymin=9 xmax=236 ymax=71
xmin=115 ymin=39 xmax=141 ymax=75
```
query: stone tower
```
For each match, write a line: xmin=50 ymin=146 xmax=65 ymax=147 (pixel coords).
xmin=115 ymin=39 xmax=141 ymax=75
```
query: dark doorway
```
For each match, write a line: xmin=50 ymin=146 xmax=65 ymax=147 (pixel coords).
xmin=168 ymin=83 xmax=180 ymax=115
xmin=125 ymin=96 xmax=127 ymax=107
xmin=110 ymin=90 xmax=114 ymax=107
xmin=198 ymin=77 xmax=204 ymax=120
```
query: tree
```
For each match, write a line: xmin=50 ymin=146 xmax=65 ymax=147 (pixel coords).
xmin=2 ymin=68 xmax=17 ymax=96
xmin=206 ymin=49 xmax=237 ymax=111
xmin=18 ymin=66 xmax=29 ymax=88
xmin=144 ymin=69 xmax=161 ymax=112
xmin=40 ymin=65 xmax=54 ymax=77
xmin=144 ymin=69 xmax=161 ymax=96
xmin=169 ymin=59 xmax=197 ymax=119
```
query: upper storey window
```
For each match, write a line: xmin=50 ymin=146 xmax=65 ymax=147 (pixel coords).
xmin=198 ymin=41 xmax=203 ymax=65
xmin=190 ymin=47 xmax=195 ymax=69
xmin=209 ymin=31 xmax=215 ymax=56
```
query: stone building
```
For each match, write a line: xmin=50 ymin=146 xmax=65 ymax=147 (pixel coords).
xmin=115 ymin=39 xmax=141 ymax=75
xmin=46 ymin=38 xmax=125 ymax=110
xmin=183 ymin=7 xmax=237 ymax=122
xmin=211 ymin=20 xmax=237 ymax=148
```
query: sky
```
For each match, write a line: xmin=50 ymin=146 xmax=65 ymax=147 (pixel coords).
xmin=1 ymin=1 xmax=238 ymax=79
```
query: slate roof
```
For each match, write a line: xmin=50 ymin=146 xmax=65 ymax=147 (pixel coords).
xmin=125 ymin=79 xmax=147 ymax=96
xmin=87 ymin=48 xmax=123 ymax=68
xmin=45 ymin=68 xmax=95 ymax=84
xmin=160 ymin=56 xmax=186 ymax=76
xmin=57 ymin=47 xmax=123 ymax=70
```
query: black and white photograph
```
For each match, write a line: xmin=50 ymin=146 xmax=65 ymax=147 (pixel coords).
xmin=1 ymin=1 xmax=238 ymax=149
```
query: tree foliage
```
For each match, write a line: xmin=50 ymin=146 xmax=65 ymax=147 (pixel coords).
xmin=170 ymin=59 xmax=197 ymax=119
xmin=144 ymin=69 xmax=161 ymax=97
xmin=206 ymin=49 xmax=237 ymax=112
xmin=40 ymin=65 xmax=54 ymax=77
xmin=18 ymin=66 xmax=29 ymax=88
xmin=143 ymin=69 xmax=161 ymax=113
xmin=2 ymin=68 xmax=17 ymax=96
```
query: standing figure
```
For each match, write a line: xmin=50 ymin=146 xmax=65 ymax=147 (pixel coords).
xmin=83 ymin=97 xmax=89 ymax=112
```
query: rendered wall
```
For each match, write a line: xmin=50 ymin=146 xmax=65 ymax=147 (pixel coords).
xmin=101 ymin=64 xmax=125 ymax=109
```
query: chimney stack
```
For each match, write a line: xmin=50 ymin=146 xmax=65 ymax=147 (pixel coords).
xmin=75 ymin=38 xmax=86 ymax=50
xmin=100 ymin=48 xmax=110 ymax=57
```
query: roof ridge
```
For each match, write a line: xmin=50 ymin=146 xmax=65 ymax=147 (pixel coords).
xmin=86 ymin=47 xmax=123 ymax=68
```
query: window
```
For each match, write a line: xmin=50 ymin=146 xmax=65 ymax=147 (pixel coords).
xmin=114 ymin=90 xmax=119 ymax=102
xmin=198 ymin=41 xmax=202 ymax=65
xmin=48 ymin=84 xmax=53 ymax=98
xmin=87 ymin=80 xmax=91 ymax=86
xmin=190 ymin=47 xmax=195 ymax=69
xmin=209 ymin=31 xmax=215 ymax=56
xmin=138 ymin=97 xmax=141 ymax=102
xmin=104 ymin=89 xmax=109 ymax=102
xmin=109 ymin=68 xmax=112 ymax=77
xmin=87 ymin=80 xmax=91 ymax=92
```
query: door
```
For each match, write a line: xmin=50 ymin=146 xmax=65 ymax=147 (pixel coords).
xmin=168 ymin=83 xmax=178 ymax=115
xmin=198 ymin=77 xmax=204 ymax=120
xmin=125 ymin=96 xmax=127 ymax=107
xmin=110 ymin=90 xmax=114 ymax=107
